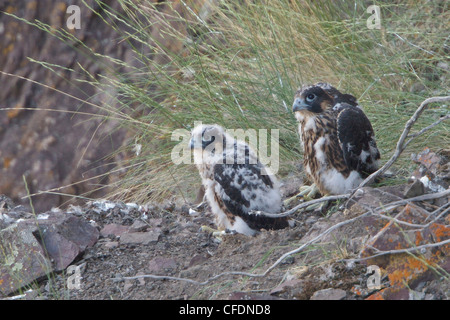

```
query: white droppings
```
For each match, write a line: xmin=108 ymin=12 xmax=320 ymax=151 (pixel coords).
xmin=419 ymin=176 xmax=446 ymax=193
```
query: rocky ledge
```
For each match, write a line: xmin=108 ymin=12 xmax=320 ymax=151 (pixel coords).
xmin=0 ymin=148 xmax=448 ymax=300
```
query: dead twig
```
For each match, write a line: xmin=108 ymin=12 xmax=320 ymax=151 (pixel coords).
xmin=354 ymin=189 xmax=450 ymax=229
xmin=113 ymin=211 xmax=373 ymax=285
xmin=343 ymin=238 xmax=450 ymax=263
xmin=113 ymin=190 xmax=449 ymax=286
xmin=357 ymin=95 xmax=450 ymax=189
xmin=251 ymin=193 xmax=350 ymax=218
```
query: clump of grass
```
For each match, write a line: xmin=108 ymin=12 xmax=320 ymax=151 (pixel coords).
xmin=7 ymin=0 xmax=449 ymax=204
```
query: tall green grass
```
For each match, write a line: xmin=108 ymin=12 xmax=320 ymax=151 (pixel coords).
xmin=8 ymin=0 xmax=449 ymax=203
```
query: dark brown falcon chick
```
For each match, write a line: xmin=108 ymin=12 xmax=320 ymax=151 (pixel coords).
xmin=292 ymin=83 xmax=380 ymax=196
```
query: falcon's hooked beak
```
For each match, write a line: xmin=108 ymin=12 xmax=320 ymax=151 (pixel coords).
xmin=189 ymin=138 xmax=196 ymax=149
xmin=292 ymin=98 xmax=310 ymax=112
xmin=189 ymin=136 xmax=216 ymax=150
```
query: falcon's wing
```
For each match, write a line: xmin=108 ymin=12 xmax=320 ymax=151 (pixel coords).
xmin=213 ymin=163 xmax=287 ymax=230
xmin=213 ymin=163 xmax=273 ymax=216
xmin=336 ymin=104 xmax=380 ymax=175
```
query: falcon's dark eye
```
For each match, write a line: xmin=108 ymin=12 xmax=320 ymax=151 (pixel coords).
xmin=202 ymin=134 xmax=215 ymax=143
xmin=306 ymin=94 xmax=316 ymax=102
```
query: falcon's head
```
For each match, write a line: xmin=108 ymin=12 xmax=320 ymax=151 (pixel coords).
xmin=292 ymin=85 xmax=334 ymax=114
xmin=189 ymin=124 xmax=226 ymax=151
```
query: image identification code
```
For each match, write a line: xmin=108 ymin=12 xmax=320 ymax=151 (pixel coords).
xmin=179 ymin=304 xmax=271 ymax=317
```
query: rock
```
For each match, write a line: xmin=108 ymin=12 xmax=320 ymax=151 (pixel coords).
xmin=360 ymin=203 xmax=449 ymax=262
xmin=366 ymin=287 xmax=409 ymax=300
xmin=0 ymin=210 xmax=100 ymax=297
xmin=147 ymin=257 xmax=177 ymax=274
xmin=22 ymin=212 xmax=100 ymax=271
xmin=103 ymin=241 xmax=119 ymax=249
xmin=148 ymin=218 xmax=163 ymax=228
xmin=360 ymin=201 xmax=450 ymax=300
xmin=411 ymin=148 xmax=442 ymax=174
xmin=403 ymin=180 xmax=425 ymax=198
xmin=409 ymin=290 xmax=426 ymax=300
xmin=129 ymin=220 xmax=148 ymax=232
xmin=188 ymin=253 xmax=211 ymax=268
xmin=0 ymin=222 xmax=52 ymax=297
xmin=100 ymin=224 xmax=130 ymax=237
xmin=120 ymin=230 xmax=161 ymax=245
xmin=310 ymin=288 xmax=346 ymax=300
xmin=270 ymin=279 xmax=303 ymax=296
xmin=40 ymin=229 xmax=80 ymax=271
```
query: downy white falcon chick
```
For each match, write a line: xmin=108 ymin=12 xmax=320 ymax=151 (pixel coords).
xmin=190 ymin=124 xmax=289 ymax=236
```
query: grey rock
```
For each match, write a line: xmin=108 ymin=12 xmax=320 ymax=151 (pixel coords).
xmin=103 ymin=241 xmax=119 ymax=249
xmin=404 ymin=179 xmax=425 ymax=198
xmin=310 ymin=288 xmax=347 ymax=300
xmin=0 ymin=223 xmax=52 ymax=297
xmin=147 ymin=256 xmax=177 ymax=274
xmin=129 ymin=220 xmax=148 ymax=232
xmin=0 ymin=211 xmax=100 ymax=297
xmin=409 ymin=290 xmax=426 ymax=300
xmin=100 ymin=223 xmax=130 ymax=237
xmin=120 ymin=230 xmax=161 ymax=245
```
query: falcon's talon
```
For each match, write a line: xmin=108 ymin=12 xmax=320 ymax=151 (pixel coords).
xmin=200 ymin=225 xmax=222 ymax=234
xmin=284 ymin=184 xmax=318 ymax=207
xmin=299 ymin=184 xmax=319 ymax=201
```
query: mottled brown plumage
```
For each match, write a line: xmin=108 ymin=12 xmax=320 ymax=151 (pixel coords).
xmin=293 ymin=83 xmax=380 ymax=195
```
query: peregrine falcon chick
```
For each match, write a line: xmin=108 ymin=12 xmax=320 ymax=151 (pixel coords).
xmin=190 ymin=124 xmax=290 ymax=236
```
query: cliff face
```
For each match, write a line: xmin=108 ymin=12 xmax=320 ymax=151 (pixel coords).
xmin=0 ymin=0 xmax=135 ymax=212
xmin=0 ymin=0 xmax=211 ymax=212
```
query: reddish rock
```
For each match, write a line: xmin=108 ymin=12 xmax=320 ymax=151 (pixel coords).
xmin=310 ymin=288 xmax=347 ymax=300
xmin=22 ymin=212 xmax=100 ymax=271
xmin=120 ymin=230 xmax=161 ymax=245
xmin=100 ymin=224 xmax=130 ymax=237
xmin=128 ymin=220 xmax=148 ymax=232
xmin=412 ymin=147 xmax=444 ymax=174
xmin=0 ymin=210 xmax=99 ymax=297
xmin=188 ymin=253 xmax=211 ymax=268
xmin=0 ymin=223 xmax=52 ymax=297
xmin=147 ymin=257 xmax=177 ymax=274
xmin=360 ymin=203 xmax=450 ymax=299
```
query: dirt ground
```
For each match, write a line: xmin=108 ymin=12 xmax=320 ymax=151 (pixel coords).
xmin=8 ymin=176 xmax=362 ymax=300
xmin=5 ymin=164 xmax=450 ymax=300
xmin=11 ymin=174 xmax=442 ymax=301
